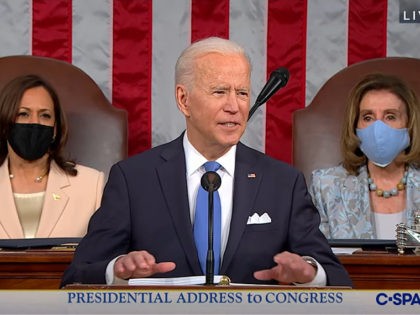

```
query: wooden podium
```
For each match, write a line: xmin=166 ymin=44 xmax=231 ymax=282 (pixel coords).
xmin=0 ymin=249 xmax=73 ymax=289
xmin=338 ymin=250 xmax=420 ymax=289
xmin=0 ymin=248 xmax=419 ymax=289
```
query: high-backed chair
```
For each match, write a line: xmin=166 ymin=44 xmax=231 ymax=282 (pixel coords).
xmin=0 ymin=55 xmax=127 ymax=177
xmin=293 ymin=57 xmax=420 ymax=184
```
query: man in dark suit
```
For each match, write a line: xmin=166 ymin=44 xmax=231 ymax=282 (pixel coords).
xmin=61 ymin=37 xmax=351 ymax=287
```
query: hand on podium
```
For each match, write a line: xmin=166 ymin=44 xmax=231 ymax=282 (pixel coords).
xmin=114 ymin=250 xmax=176 ymax=280
xmin=253 ymin=251 xmax=317 ymax=284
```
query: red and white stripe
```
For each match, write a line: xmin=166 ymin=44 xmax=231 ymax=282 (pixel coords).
xmin=0 ymin=0 xmax=419 ymax=164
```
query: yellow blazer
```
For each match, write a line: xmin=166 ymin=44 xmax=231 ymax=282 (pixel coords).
xmin=0 ymin=160 xmax=104 ymax=238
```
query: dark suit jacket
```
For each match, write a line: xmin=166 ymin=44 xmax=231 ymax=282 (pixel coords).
xmin=61 ymin=134 xmax=351 ymax=287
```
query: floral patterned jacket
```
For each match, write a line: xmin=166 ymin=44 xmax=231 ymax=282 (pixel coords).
xmin=309 ymin=164 xmax=420 ymax=239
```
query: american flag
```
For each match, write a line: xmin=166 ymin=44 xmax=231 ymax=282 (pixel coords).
xmin=0 ymin=0 xmax=419 ymax=165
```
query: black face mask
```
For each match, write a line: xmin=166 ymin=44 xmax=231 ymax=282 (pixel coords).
xmin=8 ymin=123 xmax=54 ymax=161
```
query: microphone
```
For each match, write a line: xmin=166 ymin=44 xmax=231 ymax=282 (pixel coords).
xmin=200 ymin=171 xmax=221 ymax=285
xmin=248 ymin=67 xmax=290 ymax=121
xmin=201 ymin=171 xmax=221 ymax=193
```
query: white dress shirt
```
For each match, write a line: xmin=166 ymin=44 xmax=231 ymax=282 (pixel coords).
xmin=183 ymin=132 xmax=235 ymax=258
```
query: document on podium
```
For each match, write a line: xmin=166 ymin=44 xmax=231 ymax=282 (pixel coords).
xmin=331 ymin=247 xmax=361 ymax=255
xmin=128 ymin=275 xmax=225 ymax=286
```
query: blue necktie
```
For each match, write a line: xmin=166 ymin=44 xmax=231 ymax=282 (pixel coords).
xmin=194 ymin=161 xmax=222 ymax=274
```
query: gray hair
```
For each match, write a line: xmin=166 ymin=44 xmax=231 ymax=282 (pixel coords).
xmin=175 ymin=37 xmax=250 ymax=89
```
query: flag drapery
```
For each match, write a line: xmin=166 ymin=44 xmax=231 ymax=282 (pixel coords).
xmin=0 ymin=0 xmax=419 ymax=164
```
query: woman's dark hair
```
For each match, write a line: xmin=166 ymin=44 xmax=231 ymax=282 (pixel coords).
xmin=0 ymin=74 xmax=77 ymax=175
xmin=341 ymin=73 xmax=420 ymax=174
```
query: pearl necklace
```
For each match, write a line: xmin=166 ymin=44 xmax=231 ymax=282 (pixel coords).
xmin=368 ymin=169 xmax=408 ymax=198
xmin=9 ymin=171 xmax=49 ymax=183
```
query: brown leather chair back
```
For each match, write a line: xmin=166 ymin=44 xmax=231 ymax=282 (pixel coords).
xmin=0 ymin=55 xmax=127 ymax=177
xmin=293 ymin=57 xmax=420 ymax=184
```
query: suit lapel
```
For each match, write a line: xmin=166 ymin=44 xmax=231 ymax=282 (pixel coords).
xmin=0 ymin=161 xmax=25 ymax=238
xmin=340 ymin=166 xmax=375 ymax=238
xmin=406 ymin=166 xmax=420 ymax=219
xmin=221 ymin=143 xmax=261 ymax=273
xmin=36 ymin=162 xmax=69 ymax=237
xmin=157 ymin=136 xmax=202 ymax=274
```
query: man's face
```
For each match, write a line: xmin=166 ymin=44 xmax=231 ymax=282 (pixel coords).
xmin=176 ymin=52 xmax=250 ymax=160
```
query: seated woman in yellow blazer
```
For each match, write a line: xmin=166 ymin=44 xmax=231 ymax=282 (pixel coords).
xmin=0 ymin=74 xmax=104 ymax=238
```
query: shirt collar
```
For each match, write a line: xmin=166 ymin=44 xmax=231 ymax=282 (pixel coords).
xmin=183 ymin=132 xmax=236 ymax=177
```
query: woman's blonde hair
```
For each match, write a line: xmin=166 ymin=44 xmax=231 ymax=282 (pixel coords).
xmin=341 ymin=73 xmax=420 ymax=174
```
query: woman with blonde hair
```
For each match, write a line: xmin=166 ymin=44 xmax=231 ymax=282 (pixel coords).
xmin=309 ymin=73 xmax=420 ymax=239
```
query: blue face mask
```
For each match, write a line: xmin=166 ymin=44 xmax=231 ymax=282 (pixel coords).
xmin=356 ymin=120 xmax=410 ymax=167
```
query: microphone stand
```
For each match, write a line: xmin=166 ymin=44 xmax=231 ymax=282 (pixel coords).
xmin=205 ymin=189 xmax=215 ymax=285
xmin=200 ymin=170 xmax=221 ymax=285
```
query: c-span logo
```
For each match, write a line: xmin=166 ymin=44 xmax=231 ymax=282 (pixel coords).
xmin=376 ymin=292 xmax=420 ymax=306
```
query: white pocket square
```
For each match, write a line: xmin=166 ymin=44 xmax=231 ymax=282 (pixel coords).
xmin=247 ymin=212 xmax=272 ymax=225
